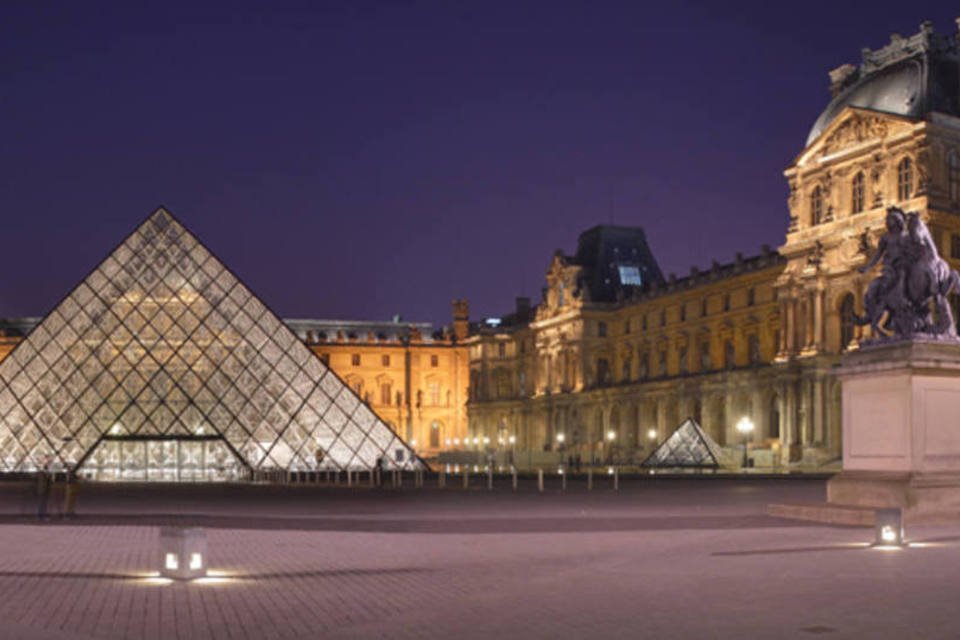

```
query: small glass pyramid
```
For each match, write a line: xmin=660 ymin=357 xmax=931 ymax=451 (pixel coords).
xmin=0 ymin=208 xmax=422 ymax=480
xmin=641 ymin=417 xmax=725 ymax=469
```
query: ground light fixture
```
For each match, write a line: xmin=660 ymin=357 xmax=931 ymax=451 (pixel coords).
xmin=606 ymin=430 xmax=616 ymax=441
xmin=874 ymin=508 xmax=904 ymax=547
xmin=160 ymin=527 xmax=207 ymax=580
xmin=556 ymin=433 xmax=566 ymax=444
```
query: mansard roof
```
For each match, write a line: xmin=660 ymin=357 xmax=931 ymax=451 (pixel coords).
xmin=570 ymin=224 xmax=665 ymax=303
xmin=807 ymin=20 xmax=960 ymax=146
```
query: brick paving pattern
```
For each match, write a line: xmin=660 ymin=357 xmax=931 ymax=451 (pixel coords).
xmin=0 ymin=477 xmax=956 ymax=639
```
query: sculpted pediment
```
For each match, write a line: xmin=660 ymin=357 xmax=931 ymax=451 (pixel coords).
xmin=796 ymin=108 xmax=914 ymax=166
xmin=536 ymin=253 xmax=584 ymax=320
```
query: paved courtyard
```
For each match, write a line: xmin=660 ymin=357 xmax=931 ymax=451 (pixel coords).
xmin=0 ymin=476 xmax=956 ymax=639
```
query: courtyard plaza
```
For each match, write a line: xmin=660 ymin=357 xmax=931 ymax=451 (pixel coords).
xmin=0 ymin=476 xmax=956 ymax=639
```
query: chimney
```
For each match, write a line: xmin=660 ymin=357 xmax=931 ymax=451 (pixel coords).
xmin=452 ymin=299 xmax=470 ymax=341
xmin=515 ymin=296 xmax=531 ymax=318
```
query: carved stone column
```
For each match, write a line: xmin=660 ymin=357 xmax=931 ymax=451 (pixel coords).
xmin=814 ymin=288 xmax=825 ymax=353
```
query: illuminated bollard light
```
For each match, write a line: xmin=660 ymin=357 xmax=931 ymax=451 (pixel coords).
xmin=875 ymin=508 xmax=904 ymax=547
xmin=160 ymin=527 xmax=207 ymax=581
xmin=537 ymin=468 xmax=544 ymax=493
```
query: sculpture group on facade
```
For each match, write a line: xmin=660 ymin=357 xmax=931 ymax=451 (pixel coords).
xmin=857 ymin=207 xmax=960 ymax=341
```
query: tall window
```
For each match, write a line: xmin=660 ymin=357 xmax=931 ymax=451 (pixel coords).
xmin=380 ymin=382 xmax=392 ymax=406
xmin=949 ymin=151 xmax=960 ymax=203
xmin=746 ymin=287 xmax=755 ymax=306
xmin=431 ymin=354 xmax=439 ymax=367
xmin=700 ymin=341 xmax=711 ymax=370
xmin=351 ymin=354 xmax=361 ymax=366
xmin=811 ymin=186 xmax=823 ymax=226
xmin=898 ymin=157 xmax=913 ymax=201
xmin=724 ymin=340 xmax=735 ymax=370
xmin=596 ymin=359 xmax=610 ymax=386
xmin=429 ymin=381 xmax=441 ymax=406
xmin=678 ymin=347 xmax=688 ymax=375
xmin=679 ymin=304 xmax=686 ymax=322
xmin=657 ymin=351 xmax=667 ymax=377
xmin=430 ymin=422 xmax=441 ymax=448
xmin=639 ymin=352 xmax=649 ymax=378
xmin=701 ymin=298 xmax=708 ymax=317
xmin=381 ymin=354 xmax=390 ymax=367
xmin=840 ymin=293 xmax=856 ymax=349
xmin=852 ymin=172 xmax=865 ymax=214
xmin=624 ymin=319 xmax=631 ymax=335
xmin=597 ymin=321 xmax=607 ymax=338
xmin=497 ymin=343 xmax=506 ymax=358
xmin=748 ymin=334 xmax=761 ymax=364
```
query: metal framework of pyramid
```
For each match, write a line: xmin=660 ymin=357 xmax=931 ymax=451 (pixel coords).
xmin=0 ymin=208 xmax=422 ymax=480
xmin=641 ymin=417 xmax=725 ymax=469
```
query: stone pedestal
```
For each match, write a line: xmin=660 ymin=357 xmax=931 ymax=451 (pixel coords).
xmin=827 ymin=340 xmax=960 ymax=520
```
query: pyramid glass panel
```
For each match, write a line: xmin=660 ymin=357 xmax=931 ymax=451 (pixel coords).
xmin=0 ymin=208 xmax=422 ymax=478
xmin=641 ymin=418 xmax=726 ymax=469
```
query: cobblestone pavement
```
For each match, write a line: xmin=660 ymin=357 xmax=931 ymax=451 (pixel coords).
xmin=0 ymin=478 xmax=957 ymax=639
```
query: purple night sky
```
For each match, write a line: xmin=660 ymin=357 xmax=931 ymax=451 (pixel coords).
xmin=1 ymin=3 xmax=955 ymax=327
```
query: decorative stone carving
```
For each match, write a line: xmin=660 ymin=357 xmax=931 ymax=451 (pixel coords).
xmin=821 ymin=114 xmax=889 ymax=155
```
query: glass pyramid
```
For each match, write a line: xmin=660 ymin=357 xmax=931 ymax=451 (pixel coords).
xmin=0 ymin=208 xmax=422 ymax=480
xmin=641 ymin=418 xmax=725 ymax=469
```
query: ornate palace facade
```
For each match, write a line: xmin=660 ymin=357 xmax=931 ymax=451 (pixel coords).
xmin=466 ymin=21 xmax=960 ymax=468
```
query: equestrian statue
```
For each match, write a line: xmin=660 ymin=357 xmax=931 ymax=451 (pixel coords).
xmin=856 ymin=206 xmax=960 ymax=340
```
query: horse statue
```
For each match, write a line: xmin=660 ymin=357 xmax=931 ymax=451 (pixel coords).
xmin=856 ymin=207 xmax=960 ymax=340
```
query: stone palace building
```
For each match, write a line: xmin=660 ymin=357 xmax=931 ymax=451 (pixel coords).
xmin=466 ymin=20 xmax=960 ymax=469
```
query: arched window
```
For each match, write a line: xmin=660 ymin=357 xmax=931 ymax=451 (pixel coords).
xmin=769 ymin=396 xmax=781 ymax=439
xmin=811 ymin=186 xmax=823 ymax=226
xmin=898 ymin=157 xmax=913 ymax=201
xmin=429 ymin=421 xmax=441 ymax=448
xmin=840 ymin=293 xmax=856 ymax=349
xmin=851 ymin=172 xmax=865 ymax=214
xmin=948 ymin=151 xmax=960 ymax=203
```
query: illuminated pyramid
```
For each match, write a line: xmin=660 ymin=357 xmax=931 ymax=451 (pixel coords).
xmin=641 ymin=417 xmax=725 ymax=469
xmin=0 ymin=208 xmax=422 ymax=480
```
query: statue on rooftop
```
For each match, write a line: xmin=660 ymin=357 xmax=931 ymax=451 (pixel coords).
xmin=856 ymin=207 xmax=960 ymax=340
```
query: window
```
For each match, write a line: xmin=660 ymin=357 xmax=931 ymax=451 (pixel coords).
xmin=700 ymin=342 xmax=711 ymax=370
xmin=952 ymin=234 xmax=960 ymax=260
xmin=852 ymin=172 xmax=865 ymax=214
xmin=724 ymin=340 xmax=735 ymax=369
xmin=351 ymin=354 xmax=360 ymax=366
xmin=723 ymin=293 xmax=731 ymax=312
xmin=950 ymin=151 xmax=960 ymax=203
xmin=701 ymin=298 xmax=708 ymax=317
xmin=747 ymin=288 xmax=755 ymax=306
xmin=657 ymin=351 xmax=667 ymax=377
xmin=898 ymin=157 xmax=913 ymax=201
xmin=659 ymin=310 xmax=666 ymax=327
xmin=639 ymin=353 xmax=649 ymax=378
xmin=678 ymin=347 xmax=688 ymax=375
xmin=622 ymin=359 xmax=631 ymax=382
xmin=429 ymin=381 xmax=441 ymax=406
xmin=748 ymin=334 xmax=761 ymax=364
xmin=380 ymin=383 xmax=392 ymax=406
xmin=679 ymin=304 xmax=686 ymax=322
xmin=641 ymin=315 xmax=648 ymax=332
xmin=430 ymin=422 xmax=441 ymax=448
xmin=381 ymin=354 xmax=390 ymax=367
xmin=624 ymin=319 xmax=631 ymax=335
xmin=840 ymin=294 xmax=856 ymax=349
xmin=596 ymin=359 xmax=610 ymax=386
xmin=618 ymin=265 xmax=642 ymax=286
xmin=811 ymin=186 xmax=823 ymax=226
xmin=497 ymin=343 xmax=506 ymax=358
xmin=518 ymin=370 xmax=527 ymax=396
xmin=598 ymin=322 xmax=608 ymax=338
xmin=431 ymin=354 xmax=439 ymax=367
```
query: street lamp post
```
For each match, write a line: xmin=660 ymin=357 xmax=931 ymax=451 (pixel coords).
xmin=736 ymin=417 xmax=755 ymax=470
